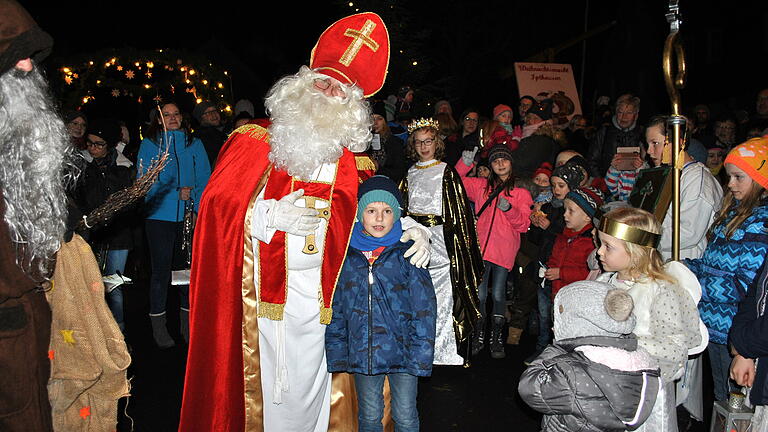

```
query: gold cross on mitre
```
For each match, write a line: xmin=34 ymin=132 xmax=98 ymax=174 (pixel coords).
xmin=339 ymin=19 xmax=379 ymax=67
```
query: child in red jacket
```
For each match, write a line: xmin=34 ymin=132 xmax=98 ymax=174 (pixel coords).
xmin=545 ymin=187 xmax=604 ymax=299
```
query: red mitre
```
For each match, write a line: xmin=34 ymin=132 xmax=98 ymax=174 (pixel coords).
xmin=310 ymin=12 xmax=389 ymax=98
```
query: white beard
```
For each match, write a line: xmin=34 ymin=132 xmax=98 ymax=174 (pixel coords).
xmin=265 ymin=66 xmax=371 ymax=180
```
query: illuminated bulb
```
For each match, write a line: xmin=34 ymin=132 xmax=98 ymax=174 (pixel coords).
xmin=62 ymin=67 xmax=70 ymax=73
xmin=355 ymin=8 xmax=359 ymax=11
xmin=348 ymin=1 xmax=353 ymax=5
xmin=202 ymin=80 xmax=208 ymax=85
xmin=88 ymin=61 xmax=94 ymax=66
xmin=180 ymin=67 xmax=187 ymax=71
xmin=96 ymin=80 xmax=101 ymax=84
xmin=185 ymin=79 xmax=191 ymax=84
xmin=134 ymin=62 xmax=140 ymax=67
xmin=217 ymin=83 xmax=223 ymax=89
xmin=147 ymin=62 xmax=154 ymax=68
xmin=224 ymin=105 xmax=232 ymax=112
xmin=144 ymin=84 xmax=151 ymax=89
xmin=412 ymin=61 xmax=418 ymax=66
xmin=399 ymin=50 xmax=403 ymax=54
xmin=196 ymin=98 xmax=202 ymax=104
xmin=224 ymin=71 xmax=228 ymax=75
xmin=82 ymin=97 xmax=89 ymax=104
xmin=110 ymin=57 xmax=116 ymax=63
xmin=105 ymin=62 xmax=111 ymax=67
xmin=189 ymin=69 xmax=196 ymax=75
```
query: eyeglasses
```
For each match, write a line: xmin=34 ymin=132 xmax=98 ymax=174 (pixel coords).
xmin=414 ymin=138 xmax=435 ymax=148
xmin=87 ymin=139 xmax=107 ymax=148
xmin=463 ymin=117 xmax=479 ymax=123
xmin=313 ymin=78 xmax=346 ymax=98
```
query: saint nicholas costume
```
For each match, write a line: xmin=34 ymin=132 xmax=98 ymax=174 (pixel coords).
xmin=180 ymin=13 xmax=390 ymax=432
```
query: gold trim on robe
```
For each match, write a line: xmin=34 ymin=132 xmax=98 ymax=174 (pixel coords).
xmin=242 ymin=166 xmax=271 ymax=432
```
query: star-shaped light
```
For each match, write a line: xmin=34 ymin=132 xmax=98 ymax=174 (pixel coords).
xmin=116 ymin=65 xmax=123 ymax=71
xmin=79 ymin=406 xmax=91 ymax=419
xmin=64 ymin=76 xmax=73 ymax=85
xmin=60 ymin=329 xmax=76 ymax=344
xmin=111 ymin=89 xmax=120 ymax=98
xmin=146 ymin=71 xmax=152 ymax=78
xmin=125 ymin=70 xmax=135 ymax=79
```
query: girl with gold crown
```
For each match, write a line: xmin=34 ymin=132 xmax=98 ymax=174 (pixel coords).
xmin=399 ymin=117 xmax=484 ymax=365
xmin=595 ymin=207 xmax=706 ymax=431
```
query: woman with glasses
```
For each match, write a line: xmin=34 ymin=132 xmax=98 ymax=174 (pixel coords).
xmin=137 ymin=101 xmax=211 ymax=348
xmin=398 ymin=117 xmax=483 ymax=366
xmin=74 ymin=118 xmax=137 ymax=332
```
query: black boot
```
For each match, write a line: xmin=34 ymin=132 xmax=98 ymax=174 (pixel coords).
xmin=180 ymin=308 xmax=189 ymax=344
xmin=490 ymin=315 xmax=506 ymax=359
xmin=150 ymin=313 xmax=175 ymax=348
xmin=471 ymin=317 xmax=485 ymax=356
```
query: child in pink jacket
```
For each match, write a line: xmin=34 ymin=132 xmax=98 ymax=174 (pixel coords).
xmin=457 ymin=144 xmax=533 ymax=359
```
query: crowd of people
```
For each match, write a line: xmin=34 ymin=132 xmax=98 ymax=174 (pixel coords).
xmin=6 ymin=1 xmax=768 ymax=430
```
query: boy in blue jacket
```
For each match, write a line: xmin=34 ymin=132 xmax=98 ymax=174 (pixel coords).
xmin=326 ymin=175 xmax=436 ymax=432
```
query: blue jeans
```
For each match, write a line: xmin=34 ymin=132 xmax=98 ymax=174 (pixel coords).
xmin=104 ymin=249 xmax=129 ymax=328
xmin=354 ymin=373 xmax=419 ymax=432
xmin=708 ymin=342 xmax=733 ymax=401
xmin=478 ymin=261 xmax=509 ymax=319
xmin=536 ymin=285 xmax=553 ymax=350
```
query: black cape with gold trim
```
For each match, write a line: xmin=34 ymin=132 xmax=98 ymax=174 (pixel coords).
xmin=399 ymin=164 xmax=483 ymax=362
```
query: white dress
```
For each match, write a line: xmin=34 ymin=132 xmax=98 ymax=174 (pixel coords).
xmin=597 ymin=262 xmax=705 ymax=431
xmin=406 ymin=160 xmax=464 ymax=365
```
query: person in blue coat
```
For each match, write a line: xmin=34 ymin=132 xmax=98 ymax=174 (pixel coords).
xmin=685 ymin=136 xmax=768 ymax=402
xmin=326 ymin=176 xmax=436 ymax=432
xmin=137 ymin=102 xmax=211 ymax=348
xmin=730 ymin=256 xmax=768 ymax=427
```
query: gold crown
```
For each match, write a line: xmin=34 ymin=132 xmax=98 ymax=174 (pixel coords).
xmin=407 ymin=117 xmax=440 ymax=134
xmin=599 ymin=216 xmax=661 ymax=248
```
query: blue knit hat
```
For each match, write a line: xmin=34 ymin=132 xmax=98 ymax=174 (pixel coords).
xmin=357 ymin=175 xmax=404 ymax=221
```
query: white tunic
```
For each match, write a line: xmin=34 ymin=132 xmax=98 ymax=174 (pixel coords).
xmin=406 ymin=160 xmax=464 ymax=365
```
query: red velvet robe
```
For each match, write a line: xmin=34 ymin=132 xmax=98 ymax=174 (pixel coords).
xmin=179 ymin=124 xmax=373 ymax=431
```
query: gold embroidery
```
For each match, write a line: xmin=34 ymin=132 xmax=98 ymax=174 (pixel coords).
xmin=414 ymin=160 xmax=441 ymax=170
xmin=229 ymin=123 xmax=270 ymax=143
xmin=257 ymin=301 xmax=286 ymax=321
xmin=355 ymin=155 xmax=376 ymax=172
xmin=339 ymin=19 xmax=379 ymax=67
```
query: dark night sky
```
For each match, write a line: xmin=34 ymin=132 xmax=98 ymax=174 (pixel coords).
xmin=20 ymin=0 xmax=768 ymax=124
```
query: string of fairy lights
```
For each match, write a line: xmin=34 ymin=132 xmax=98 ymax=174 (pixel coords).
xmin=56 ymin=48 xmax=233 ymax=113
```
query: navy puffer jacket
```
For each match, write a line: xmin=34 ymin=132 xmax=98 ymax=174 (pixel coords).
xmin=326 ymin=241 xmax=436 ymax=377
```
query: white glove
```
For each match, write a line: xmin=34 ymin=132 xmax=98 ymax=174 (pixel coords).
xmin=497 ymin=196 xmax=511 ymax=212
xmin=400 ymin=226 xmax=431 ymax=268
xmin=461 ymin=147 xmax=478 ymax=166
xmin=266 ymin=189 xmax=320 ymax=237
